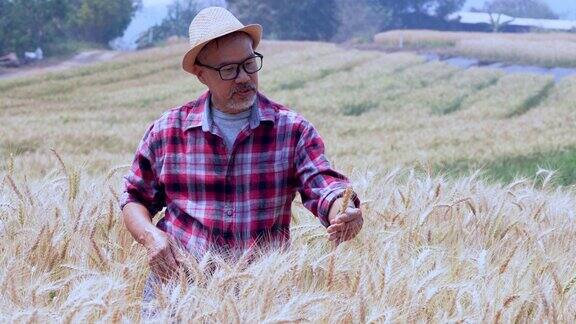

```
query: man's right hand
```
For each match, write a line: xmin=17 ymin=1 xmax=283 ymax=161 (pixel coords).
xmin=122 ymin=202 xmax=182 ymax=282
xmin=142 ymin=228 xmax=181 ymax=282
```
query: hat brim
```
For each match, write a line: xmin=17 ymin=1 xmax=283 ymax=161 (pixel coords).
xmin=182 ymin=24 xmax=262 ymax=75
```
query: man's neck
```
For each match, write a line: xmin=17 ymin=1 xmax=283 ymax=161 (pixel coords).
xmin=211 ymin=98 xmax=251 ymax=115
xmin=212 ymin=106 xmax=252 ymax=120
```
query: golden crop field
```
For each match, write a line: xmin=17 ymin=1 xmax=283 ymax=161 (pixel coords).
xmin=1 ymin=39 xmax=576 ymax=322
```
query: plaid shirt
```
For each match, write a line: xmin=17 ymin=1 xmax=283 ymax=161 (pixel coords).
xmin=120 ymin=91 xmax=359 ymax=261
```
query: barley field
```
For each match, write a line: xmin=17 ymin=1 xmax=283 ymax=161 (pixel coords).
xmin=1 ymin=40 xmax=576 ymax=322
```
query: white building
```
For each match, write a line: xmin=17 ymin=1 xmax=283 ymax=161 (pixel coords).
xmin=448 ymin=11 xmax=576 ymax=31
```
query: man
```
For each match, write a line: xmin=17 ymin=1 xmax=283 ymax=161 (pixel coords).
xmin=120 ymin=7 xmax=363 ymax=283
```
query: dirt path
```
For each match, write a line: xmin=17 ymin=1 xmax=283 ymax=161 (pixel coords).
xmin=0 ymin=50 xmax=122 ymax=80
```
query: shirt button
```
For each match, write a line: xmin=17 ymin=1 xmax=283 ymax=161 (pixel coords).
xmin=226 ymin=210 xmax=233 ymax=217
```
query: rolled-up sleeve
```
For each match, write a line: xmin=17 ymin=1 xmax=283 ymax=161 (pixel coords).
xmin=119 ymin=123 xmax=166 ymax=216
xmin=294 ymin=120 xmax=360 ymax=228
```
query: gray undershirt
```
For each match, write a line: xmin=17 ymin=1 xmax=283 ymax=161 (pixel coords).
xmin=211 ymin=107 xmax=251 ymax=152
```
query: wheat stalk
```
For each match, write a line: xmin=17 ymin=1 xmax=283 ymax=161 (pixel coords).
xmin=563 ymin=273 xmax=576 ymax=295
xmin=326 ymin=253 xmax=336 ymax=290
xmin=5 ymin=176 xmax=24 ymax=202
xmin=4 ymin=39 xmax=576 ymax=320
xmin=340 ymin=187 xmax=353 ymax=214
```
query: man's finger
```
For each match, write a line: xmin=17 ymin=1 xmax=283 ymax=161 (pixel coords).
xmin=329 ymin=232 xmax=339 ymax=241
xmin=327 ymin=223 xmax=345 ymax=233
xmin=348 ymin=218 xmax=363 ymax=231
xmin=345 ymin=229 xmax=358 ymax=240
xmin=341 ymin=216 xmax=361 ymax=232
xmin=162 ymin=248 xmax=179 ymax=272
xmin=345 ymin=220 xmax=362 ymax=235
xmin=330 ymin=230 xmax=350 ymax=243
xmin=335 ymin=219 xmax=363 ymax=242
xmin=150 ymin=258 xmax=171 ymax=282
xmin=327 ymin=213 xmax=363 ymax=243
xmin=168 ymin=244 xmax=182 ymax=267
xmin=338 ymin=232 xmax=353 ymax=243
xmin=150 ymin=247 xmax=179 ymax=280
xmin=335 ymin=208 xmax=362 ymax=223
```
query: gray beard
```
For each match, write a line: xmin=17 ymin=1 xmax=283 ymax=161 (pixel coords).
xmin=225 ymin=93 xmax=257 ymax=113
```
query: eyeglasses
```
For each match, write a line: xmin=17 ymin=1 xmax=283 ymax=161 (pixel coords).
xmin=195 ymin=52 xmax=263 ymax=80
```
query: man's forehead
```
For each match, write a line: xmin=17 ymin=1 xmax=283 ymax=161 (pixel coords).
xmin=200 ymin=33 xmax=254 ymax=64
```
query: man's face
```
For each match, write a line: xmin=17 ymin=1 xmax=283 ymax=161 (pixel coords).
xmin=194 ymin=34 xmax=259 ymax=114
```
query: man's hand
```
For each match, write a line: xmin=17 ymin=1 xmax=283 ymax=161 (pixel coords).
xmin=122 ymin=202 xmax=184 ymax=282
xmin=142 ymin=227 xmax=181 ymax=282
xmin=326 ymin=198 xmax=363 ymax=246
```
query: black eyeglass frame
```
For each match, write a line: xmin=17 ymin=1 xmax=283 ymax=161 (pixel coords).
xmin=194 ymin=52 xmax=264 ymax=80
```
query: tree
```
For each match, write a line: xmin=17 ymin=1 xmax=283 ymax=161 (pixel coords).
xmin=156 ymin=0 xmax=200 ymax=39
xmin=225 ymin=0 xmax=465 ymax=41
xmin=483 ymin=0 xmax=559 ymax=19
xmin=228 ymin=0 xmax=339 ymax=41
xmin=487 ymin=12 xmax=515 ymax=32
xmin=371 ymin=0 xmax=466 ymax=29
xmin=0 ymin=0 xmax=138 ymax=57
xmin=67 ymin=0 xmax=138 ymax=44
xmin=333 ymin=0 xmax=392 ymax=42
xmin=0 ymin=0 xmax=69 ymax=56
xmin=137 ymin=0 xmax=201 ymax=48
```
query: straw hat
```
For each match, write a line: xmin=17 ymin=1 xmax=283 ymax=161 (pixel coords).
xmin=182 ymin=7 xmax=262 ymax=75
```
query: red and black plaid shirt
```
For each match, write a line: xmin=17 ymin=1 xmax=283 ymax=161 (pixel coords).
xmin=120 ymin=91 xmax=359 ymax=261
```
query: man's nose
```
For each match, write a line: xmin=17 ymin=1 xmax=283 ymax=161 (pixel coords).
xmin=235 ymin=66 xmax=250 ymax=83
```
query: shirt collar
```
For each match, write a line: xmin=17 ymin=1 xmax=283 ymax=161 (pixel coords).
xmin=184 ymin=90 xmax=275 ymax=131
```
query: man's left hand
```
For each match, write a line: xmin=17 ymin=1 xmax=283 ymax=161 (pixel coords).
xmin=327 ymin=205 xmax=363 ymax=246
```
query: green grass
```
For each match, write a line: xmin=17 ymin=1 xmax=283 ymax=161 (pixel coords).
xmin=431 ymin=95 xmax=467 ymax=115
xmin=506 ymin=80 xmax=554 ymax=118
xmin=340 ymin=101 xmax=376 ymax=116
xmin=277 ymin=79 xmax=307 ymax=91
xmin=274 ymin=62 xmax=364 ymax=91
xmin=436 ymin=146 xmax=576 ymax=186
xmin=431 ymin=74 xmax=501 ymax=115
